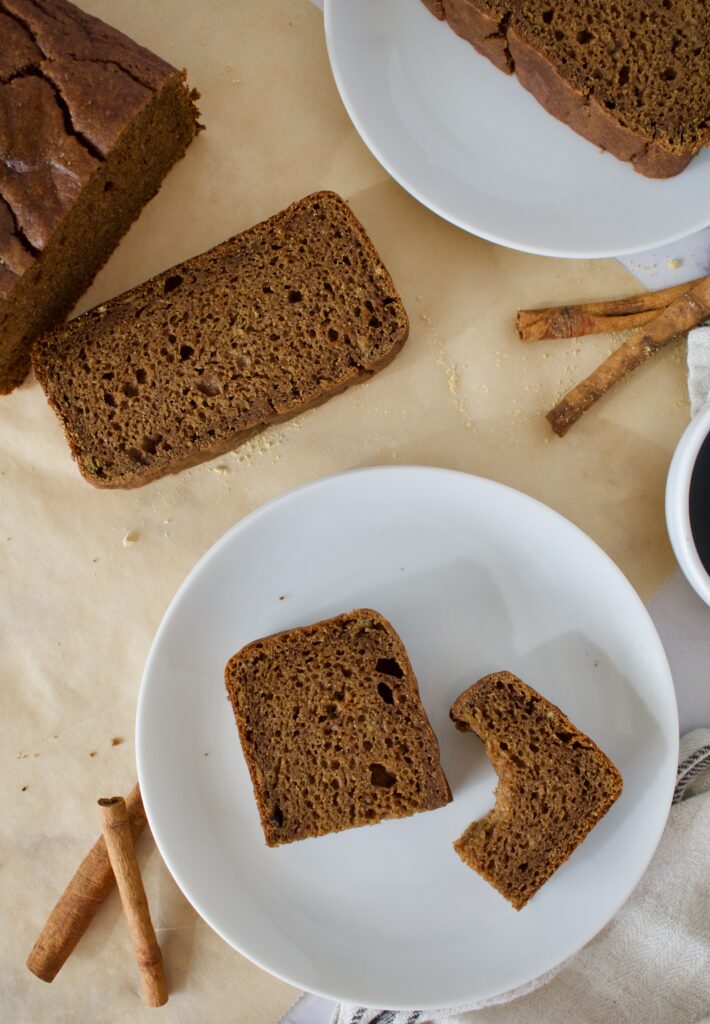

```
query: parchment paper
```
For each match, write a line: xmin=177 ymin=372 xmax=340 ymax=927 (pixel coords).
xmin=0 ymin=1 xmax=689 ymax=1021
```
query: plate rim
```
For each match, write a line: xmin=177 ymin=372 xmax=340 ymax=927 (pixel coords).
xmin=136 ymin=464 xmax=679 ymax=1009
xmin=323 ymin=0 xmax=710 ymax=260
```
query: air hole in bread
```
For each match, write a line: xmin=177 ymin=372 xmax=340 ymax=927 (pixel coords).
xmin=369 ymin=763 xmax=397 ymax=788
xmin=179 ymin=344 xmax=194 ymax=361
xmin=163 ymin=274 xmax=183 ymax=294
xmin=376 ymin=657 xmax=404 ymax=679
xmin=269 ymin=806 xmax=284 ymax=827
xmin=127 ymin=446 xmax=149 ymax=465
xmin=377 ymin=682 xmax=394 ymax=705
xmin=141 ymin=434 xmax=163 ymax=455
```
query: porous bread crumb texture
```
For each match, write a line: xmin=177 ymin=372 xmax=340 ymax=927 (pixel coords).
xmin=512 ymin=0 xmax=708 ymax=152
xmin=450 ymin=671 xmax=622 ymax=909
xmin=225 ymin=609 xmax=452 ymax=846
xmin=33 ymin=192 xmax=409 ymax=488
xmin=0 ymin=0 xmax=200 ymax=393
xmin=434 ymin=0 xmax=708 ymax=171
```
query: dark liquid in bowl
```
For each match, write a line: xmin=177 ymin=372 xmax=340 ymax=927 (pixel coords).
xmin=689 ymin=432 xmax=710 ymax=574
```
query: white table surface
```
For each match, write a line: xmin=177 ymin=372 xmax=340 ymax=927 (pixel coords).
xmin=279 ymin=218 xmax=710 ymax=1022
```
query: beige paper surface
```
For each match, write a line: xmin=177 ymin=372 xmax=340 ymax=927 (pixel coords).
xmin=0 ymin=1 xmax=689 ymax=1021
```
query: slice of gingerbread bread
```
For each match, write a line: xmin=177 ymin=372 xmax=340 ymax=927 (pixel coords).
xmin=0 ymin=0 xmax=200 ymax=393
xmin=450 ymin=671 xmax=622 ymax=908
xmin=425 ymin=0 xmax=708 ymax=177
xmin=225 ymin=609 xmax=452 ymax=846
xmin=33 ymin=192 xmax=409 ymax=488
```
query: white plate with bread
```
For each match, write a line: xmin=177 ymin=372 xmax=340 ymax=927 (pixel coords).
xmin=323 ymin=0 xmax=710 ymax=259
xmin=137 ymin=466 xmax=677 ymax=1009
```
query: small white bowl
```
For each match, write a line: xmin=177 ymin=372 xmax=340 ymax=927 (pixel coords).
xmin=665 ymin=402 xmax=710 ymax=606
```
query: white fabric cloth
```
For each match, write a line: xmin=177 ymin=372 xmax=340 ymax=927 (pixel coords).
xmin=688 ymin=325 xmax=710 ymax=417
xmin=333 ymin=730 xmax=710 ymax=1024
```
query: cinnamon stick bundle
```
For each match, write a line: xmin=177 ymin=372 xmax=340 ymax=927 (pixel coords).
xmin=27 ymin=783 xmax=146 ymax=983
xmin=517 ymin=275 xmax=708 ymax=342
xmin=547 ymin=276 xmax=710 ymax=436
xmin=99 ymin=796 xmax=168 ymax=1007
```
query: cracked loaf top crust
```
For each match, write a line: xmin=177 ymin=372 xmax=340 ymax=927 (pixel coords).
xmin=32 ymin=192 xmax=409 ymax=488
xmin=437 ymin=0 xmax=708 ymax=176
xmin=0 ymin=0 xmax=179 ymax=299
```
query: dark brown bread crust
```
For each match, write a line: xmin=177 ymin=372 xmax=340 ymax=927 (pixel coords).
xmin=421 ymin=0 xmax=446 ymax=19
xmin=427 ymin=0 xmax=705 ymax=177
xmin=225 ymin=609 xmax=452 ymax=847
xmin=442 ymin=0 xmax=512 ymax=75
xmin=33 ymin=192 xmax=409 ymax=488
xmin=450 ymin=671 xmax=622 ymax=909
xmin=0 ymin=0 xmax=200 ymax=392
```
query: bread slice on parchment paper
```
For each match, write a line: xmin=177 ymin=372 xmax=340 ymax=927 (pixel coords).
xmin=33 ymin=191 xmax=408 ymax=487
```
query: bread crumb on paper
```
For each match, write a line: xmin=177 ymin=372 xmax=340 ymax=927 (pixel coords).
xmin=111 ymin=737 xmax=124 ymax=747
xmin=667 ymin=258 xmax=682 ymax=270
xmin=123 ymin=530 xmax=139 ymax=546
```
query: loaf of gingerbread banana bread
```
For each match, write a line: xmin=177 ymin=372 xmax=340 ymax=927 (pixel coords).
xmin=0 ymin=0 xmax=201 ymax=393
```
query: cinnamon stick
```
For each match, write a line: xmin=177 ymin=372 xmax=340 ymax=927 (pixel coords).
xmin=99 ymin=796 xmax=168 ymax=1008
xmin=517 ymin=274 xmax=708 ymax=342
xmin=547 ymin=276 xmax=710 ymax=436
xmin=27 ymin=783 xmax=146 ymax=983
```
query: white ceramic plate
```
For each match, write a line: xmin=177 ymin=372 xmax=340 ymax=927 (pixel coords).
xmin=323 ymin=0 xmax=710 ymax=259
xmin=137 ymin=466 xmax=678 ymax=1010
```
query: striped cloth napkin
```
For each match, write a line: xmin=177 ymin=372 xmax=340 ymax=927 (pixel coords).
xmin=688 ymin=325 xmax=710 ymax=416
xmin=332 ymin=729 xmax=710 ymax=1024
